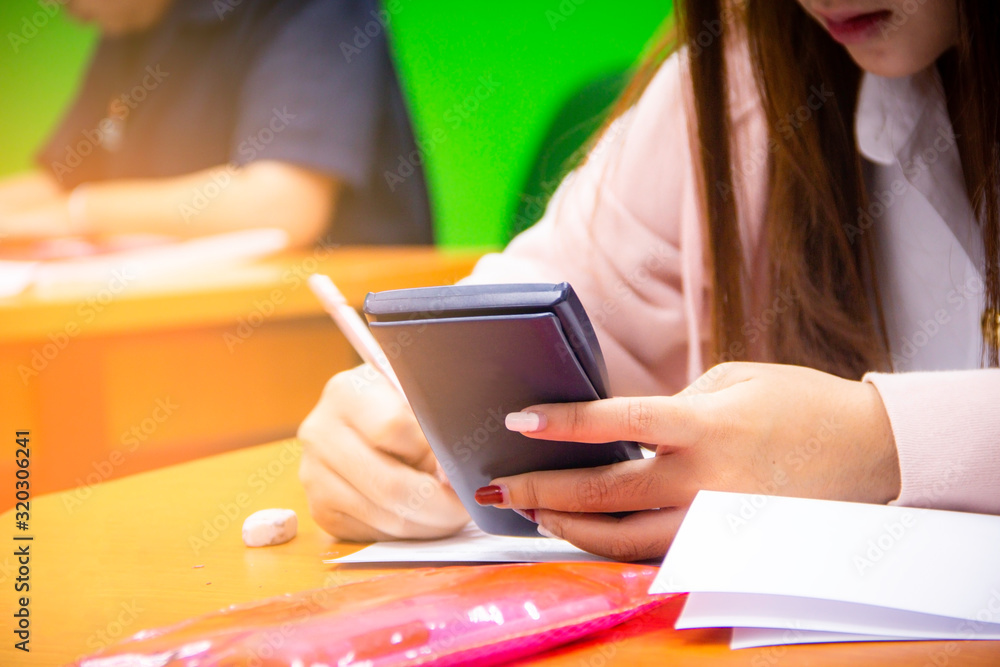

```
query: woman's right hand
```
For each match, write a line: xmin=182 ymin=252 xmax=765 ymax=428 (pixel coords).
xmin=298 ymin=365 xmax=470 ymax=542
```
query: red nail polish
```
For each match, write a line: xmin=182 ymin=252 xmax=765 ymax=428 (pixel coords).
xmin=474 ymin=485 xmax=505 ymax=506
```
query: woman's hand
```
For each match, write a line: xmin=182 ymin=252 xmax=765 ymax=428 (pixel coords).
xmin=298 ymin=365 xmax=469 ymax=542
xmin=475 ymin=362 xmax=900 ymax=561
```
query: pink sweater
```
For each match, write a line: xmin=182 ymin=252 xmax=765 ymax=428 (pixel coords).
xmin=467 ymin=52 xmax=1000 ymax=515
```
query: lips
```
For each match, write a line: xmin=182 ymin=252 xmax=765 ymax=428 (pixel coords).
xmin=820 ymin=9 xmax=893 ymax=44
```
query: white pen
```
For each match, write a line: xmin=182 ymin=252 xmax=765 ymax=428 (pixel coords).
xmin=307 ymin=273 xmax=405 ymax=396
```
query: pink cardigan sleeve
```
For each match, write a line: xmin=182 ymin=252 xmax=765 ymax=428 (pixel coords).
xmin=865 ymin=370 xmax=1000 ymax=514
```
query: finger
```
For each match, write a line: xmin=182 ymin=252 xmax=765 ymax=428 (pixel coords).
xmin=676 ymin=361 xmax=756 ymax=396
xmin=303 ymin=477 xmax=398 ymax=543
xmin=327 ymin=370 xmax=436 ymax=474
xmin=316 ymin=435 xmax=468 ymax=533
xmin=331 ymin=427 xmax=465 ymax=529
xmin=535 ymin=507 xmax=686 ymax=561
xmin=484 ymin=457 xmax=693 ymax=514
xmin=505 ymin=395 xmax=710 ymax=447
xmin=299 ymin=455 xmax=393 ymax=541
xmin=299 ymin=452 xmax=467 ymax=539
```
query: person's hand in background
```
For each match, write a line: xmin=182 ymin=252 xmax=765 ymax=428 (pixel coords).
xmin=298 ymin=365 xmax=470 ymax=542
xmin=476 ymin=362 xmax=900 ymax=561
xmin=0 ymin=162 xmax=336 ymax=247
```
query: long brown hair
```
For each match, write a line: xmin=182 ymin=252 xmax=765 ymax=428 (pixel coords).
xmin=614 ymin=0 xmax=1000 ymax=377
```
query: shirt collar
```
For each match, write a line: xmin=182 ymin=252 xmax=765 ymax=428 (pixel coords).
xmin=855 ymin=66 xmax=944 ymax=166
xmin=856 ymin=65 xmax=985 ymax=273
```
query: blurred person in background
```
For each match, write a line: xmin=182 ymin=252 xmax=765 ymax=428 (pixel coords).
xmin=0 ymin=0 xmax=431 ymax=247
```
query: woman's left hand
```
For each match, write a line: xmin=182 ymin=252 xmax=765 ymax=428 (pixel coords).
xmin=475 ymin=362 xmax=900 ymax=561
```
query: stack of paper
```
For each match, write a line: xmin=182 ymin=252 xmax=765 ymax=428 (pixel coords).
xmin=650 ymin=491 xmax=1000 ymax=648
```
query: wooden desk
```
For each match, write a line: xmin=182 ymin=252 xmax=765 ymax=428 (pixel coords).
xmin=0 ymin=247 xmax=482 ymax=504
xmin=1 ymin=441 xmax=997 ymax=666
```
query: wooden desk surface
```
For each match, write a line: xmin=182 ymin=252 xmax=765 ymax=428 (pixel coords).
xmin=2 ymin=441 xmax=997 ymax=666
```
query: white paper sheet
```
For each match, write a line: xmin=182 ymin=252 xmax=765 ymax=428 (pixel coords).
xmin=650 ymin=491 xmax=1000 ymax=647
xmin=33 ymin=228 xmax=289 ymax=292
xmin=0 ymin=228 xmax=288 ymax=299
xmin=730 ymin=627 xmax=906 ymax=649
xmin=326 ymin=523 xmax=612 ymax=564
xmin=0 ymin=260 xmax=37 ymax=298
xmin=681 ymin=592 xmax=1000 ymax=640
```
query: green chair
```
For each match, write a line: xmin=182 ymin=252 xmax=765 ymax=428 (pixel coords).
xmin=386 ymin=1 xmax=672 ymax=248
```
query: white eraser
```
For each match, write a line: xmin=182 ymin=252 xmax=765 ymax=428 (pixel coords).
xmin=242 ymin=508 xmax=298 ymax=547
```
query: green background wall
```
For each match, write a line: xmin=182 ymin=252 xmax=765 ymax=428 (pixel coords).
xmin=0 ymin=1 xmax=672 ymax=247
xmin=389 ymin=2 xmax=672 ymax=246
xmin=0 ymin=0 xmax=96 ymax=177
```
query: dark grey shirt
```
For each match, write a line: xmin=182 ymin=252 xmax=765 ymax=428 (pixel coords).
xmin=39 ymin=0 xmax=432 ymax=244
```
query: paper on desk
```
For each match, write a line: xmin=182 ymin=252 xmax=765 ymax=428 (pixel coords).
xmin=683 ymin=592 xmax=1000 ymax=643
xmin=326 ymin=523 xmax=612 ymax=564
xmin=0 ymin=228 xmax=288 ymax=298
xmin=650 ymin=491 xmax=1000 ymax=647
xmin=730 ymin=627 xmax=905 ymax=649
xmin=0 ymin=261 xmax=37 ymax=298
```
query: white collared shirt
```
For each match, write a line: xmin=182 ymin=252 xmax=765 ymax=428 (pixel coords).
xmin=856 ymin=68 xmax=985 ymax=372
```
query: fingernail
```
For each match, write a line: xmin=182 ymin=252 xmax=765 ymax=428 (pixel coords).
xmin=537 ymin=525 xmax=557 ymax=539
xmin=474 ymin=484 xmax=509 ymax=506
xmin=513 ymin=509 xmax=537 ymax=523
xmin=506 ymin=411 xmax=546 ymax=433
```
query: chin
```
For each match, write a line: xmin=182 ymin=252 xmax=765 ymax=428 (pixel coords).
xmin=845 ymin=47 xmax=938 ymax=79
